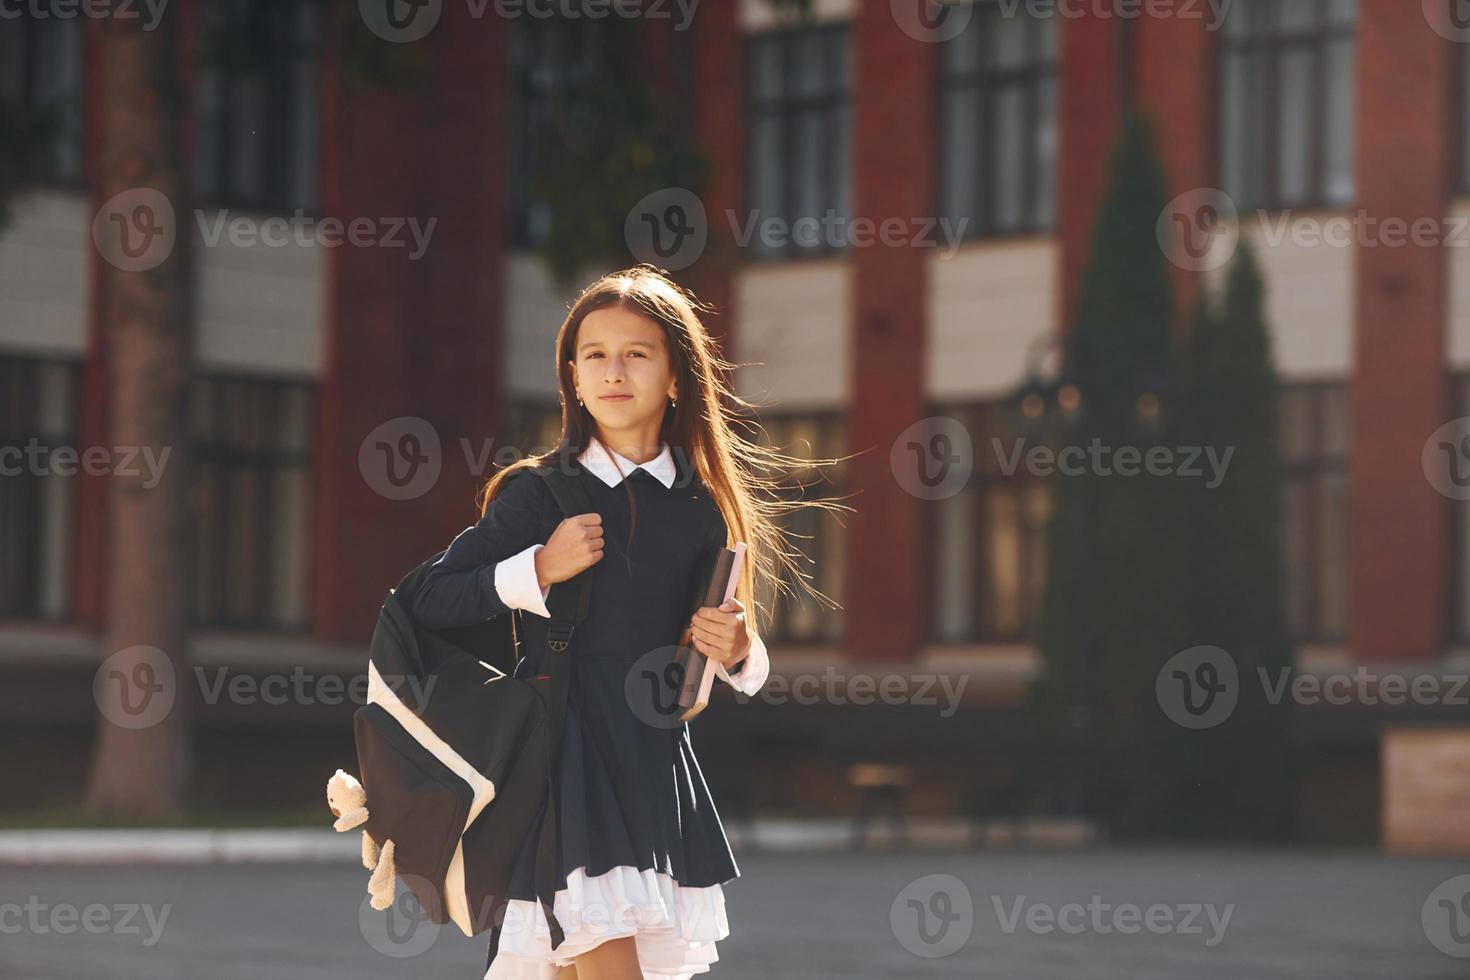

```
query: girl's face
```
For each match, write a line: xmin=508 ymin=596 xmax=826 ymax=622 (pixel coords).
xmin=569 ymin=304 xmax=678 ymax=439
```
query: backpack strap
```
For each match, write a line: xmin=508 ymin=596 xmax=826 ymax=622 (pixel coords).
xmin=524 ymin=458 xmax=595 ymax=951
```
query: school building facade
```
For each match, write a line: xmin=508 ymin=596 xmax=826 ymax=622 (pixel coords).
xmin=3 ymin=0 xmax=1469 ymax=841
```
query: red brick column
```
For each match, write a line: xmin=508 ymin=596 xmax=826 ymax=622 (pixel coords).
xmin=845 ymin=2 xmax=935 ymax=662
xmin=1349 ymin=3 xmax=1453 ymax=661
xmin=1134 ymin=12 xmax=1216 ymax=318
xmin=313 ymin=11 xmax=508 ymax=643
xmin=690 ymin=1 xmax=743 ymax=350
xmin=1055 ymin=11 xmax=1127 ymax=327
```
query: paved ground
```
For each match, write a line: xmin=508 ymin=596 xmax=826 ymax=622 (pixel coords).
xmin=1 ymin=846 xmax=1463 ymax=978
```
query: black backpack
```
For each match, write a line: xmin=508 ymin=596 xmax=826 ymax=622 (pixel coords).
xmin=350 ymin=461 xmax=594 ymax=950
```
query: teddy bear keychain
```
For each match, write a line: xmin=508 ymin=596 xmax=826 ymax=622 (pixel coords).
xmin=326 ymin=769 xmax=398 ymax=911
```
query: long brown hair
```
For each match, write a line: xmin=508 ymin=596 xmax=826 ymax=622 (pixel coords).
xmin=477 ymin=264 xmax=852 ymax=636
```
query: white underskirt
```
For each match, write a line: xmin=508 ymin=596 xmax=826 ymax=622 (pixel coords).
xmin=484 ymin=865 xmax=731 ymax=980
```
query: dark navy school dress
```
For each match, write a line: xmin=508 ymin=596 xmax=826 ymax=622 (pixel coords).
xmin=411 ymin=440 xmax=765 ymax=980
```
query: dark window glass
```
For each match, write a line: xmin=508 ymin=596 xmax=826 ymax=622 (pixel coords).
xmin=189 ymin=376 xmax=315 ymax=630
xmin=753 ymin=413 xmax=847 ymax=645
xmin=939 ymin=5 xmax=1057 ymax=238
xmin=504 ymin=17 xmax=599 ymax=249
xmin=1220 ymin=0 xmax=1356 ymax=209
xmin=195 ymin=0 xmax=321 ymax=212
xmin=745 ymin=24 xmax=852 ymax=261
xmin=0 ymin=12 xmax=85 ymax=184
xmin=928 ymin=403 xmax=1050 ymax=642
xmin=1279 ymin=383 xmax=1350 ymax=642
xmin=0 ymin=356 xmax=79 ymax=620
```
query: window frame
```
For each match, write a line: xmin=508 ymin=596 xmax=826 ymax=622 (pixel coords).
xmin=742 ymin=22 xmax=853 ymax=263
xmin=187 ymin=373 xmax=317 ymax=633
xmin=1279 ymin=381 xmax=1350 ymax=644
xmin=744 ymin=409 xmax=847 ymax=646
xmin=0 ymin=11 xmax=87 ymax=188
xmin=924 ymin=401 xmax=1051 ymax=645
xmin=0 ymin=354 xmax=81 ymax=623
xmin=193 ymin=0 xmax=322 ymax=215
xmin=1216 ymin=0 xmax=1357 ymax=211
xmin=936 ymin=3 xmax=1059 ymax=240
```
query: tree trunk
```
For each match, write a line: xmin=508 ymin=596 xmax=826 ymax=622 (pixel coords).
xmin=85 ymin=4 xmax=193 ymax=818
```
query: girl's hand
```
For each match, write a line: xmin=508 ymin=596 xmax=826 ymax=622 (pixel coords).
xmin=690 ymin=597 xmax=752 ymax=670
xmin=534 ymin=514 xmax=604 ymax=588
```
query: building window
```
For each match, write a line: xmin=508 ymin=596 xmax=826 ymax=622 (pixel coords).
xmin=939 ymin=4 xmax=1057 ymax=238
xmin=504 ymin=399 xmax=564 ymax=457
xmin=1453 ymin=378 xmax=1470 ymax=643
xmin=928 ymin=403 xmax=1050 ymax=643
xmin=750 ymin=413 xmax=846 ymax=644
xmin=189 ymin=377 xmax=315 ymax=631
xmin=505 ymin=17 xmax=598 ymax=249
xmin=0 ymin=356 xmax=78 ymax=621
xmin=195 ymin=0 xmax=321 ymax=212
xmin=0 ymin=12 xmax=85 ymax=184
xmin=1220 ymin=0 xmax=1356 ymax=210
xmin=745 ymin=24 xmax=852 ymax=261
xmin=1280 ymin=383 xmax=1349 ymax=642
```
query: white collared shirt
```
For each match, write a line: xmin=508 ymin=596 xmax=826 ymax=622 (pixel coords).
xmin=490 ymin=437 xmax=769 ymax=697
